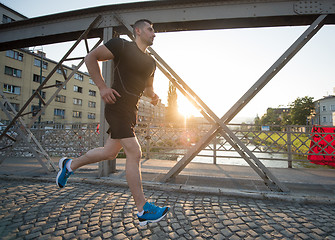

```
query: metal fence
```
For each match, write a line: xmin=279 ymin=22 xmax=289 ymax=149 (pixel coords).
xmin=1 ymin=121 xmax=334 ymax=168
xmin=139 ymin=122 xmax=334 ymax=168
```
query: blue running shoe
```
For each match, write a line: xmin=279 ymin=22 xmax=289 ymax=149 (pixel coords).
xmin=56 ymin=157 xmax=73 ymax=188
xmin=137 ymin=202 xmax=170 ymax=226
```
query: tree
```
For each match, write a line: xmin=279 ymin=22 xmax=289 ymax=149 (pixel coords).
xmin=280 ymin=111 xmax=292 ymax=125
xmin=289 ymin=96 xmax=314 ymax=125
xmin=254 ymin=115 xmax=260 ymax=125
xmin=166 ymin=82 xmax=179 ymax=122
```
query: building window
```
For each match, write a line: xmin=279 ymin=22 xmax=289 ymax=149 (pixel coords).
xmin=89 ymin=90 xmax=96 ymax=96
xmin=5 ymin=66 xmax=22 ymax=78
xmin=88 ymin=101 xmax=96 ymax=108
xmin=4 ymin=102 xmax=19 ymax=112
xmin=6 ymin=50 xmax=23 ymax=61
xmin=89 ymin=78 xmax=96 ymax=85
xmin=55 ymin=95 xmax=66 ymax=103
xmin=56 ymin=67 xmax=67 ymax=76
xmin=2 ymin=15 xmax=15 ymax=24
xmin=33 ymin=74 xmax=46 ymax=83
xmin=322 ymin=106 xmax=326 ymax=111
xmin=3 ymin=84 xmax=21 ymax=95
xmin=74 ymin=85 xmax=83 ymax=93
xmin=322 ymin=116 xmax=327 ymax=123
xmin=331 ymin=105 xmax=335 ymax=111
xmin=73 ymin=98 xmax=82 ymax=106
xmin=54 ymin=108 xmax=65 ymax=118
xmin=88 ymin=113 xmax=96 ymax=119
xmin=32 ymin=90 xmax=46 ymax=99
xmin=74 ymin=73 xmax=83 ymax=81
xmin=56 ymin=80 xmax=66 ymax=89
xmin=34 ymin=58 xmax=48 ymax=69
xmin=73 ymin=111 xmax=82 ymax=118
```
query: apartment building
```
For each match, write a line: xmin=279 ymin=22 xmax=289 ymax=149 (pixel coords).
xmin=313 ymin=95 xmax=335 ymax=126
xmin=0 ymin=3 xmax=165 ymax=128
xmin=1 ymin=47 xmax=165 ymax=127
xmin=138 ymin=96 xmax=165 ymax=123
xmin=0 ymin=48 xmax=101 ymax=125
xmin=0 ymin=3 xmax=27 ymax=23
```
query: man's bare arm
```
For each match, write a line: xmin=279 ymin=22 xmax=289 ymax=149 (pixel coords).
xmin=143 ymin=76 xmax=159 ymax=105
xmin=84 ymin=45 xmax=121 ymax=104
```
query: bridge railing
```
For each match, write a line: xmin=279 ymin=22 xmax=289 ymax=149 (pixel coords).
xmin=1 ymin=121 xmax=334 ymax=168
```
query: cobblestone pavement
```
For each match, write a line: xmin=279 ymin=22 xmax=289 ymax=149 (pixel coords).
xmin=1 ymin=179 xmax=335 ymax=240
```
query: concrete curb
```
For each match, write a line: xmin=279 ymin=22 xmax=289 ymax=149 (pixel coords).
xmin=1 ymin=175 xmax=335 ymax=205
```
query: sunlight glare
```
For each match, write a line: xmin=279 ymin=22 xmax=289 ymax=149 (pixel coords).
xmin=178 ymin=96 xmax=200 ymax=118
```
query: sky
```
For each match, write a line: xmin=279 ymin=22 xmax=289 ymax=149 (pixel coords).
xmin=2 ymin=0 xmax=335 ymax=123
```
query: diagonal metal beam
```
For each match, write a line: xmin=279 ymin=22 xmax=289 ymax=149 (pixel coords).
xmin=112 ymin=13 xmax=308 ymax=191
xmin=161 ymin=14 xmax=328 ymax=185
xmin=27 ymin=38 xmax=103 ymax=128
xmin=0 ymin=91 xmax=57 ymax=171
xmin=154 ymin=56 xmax=289 ymax=191
xmin=0 ymin=15 xmax=103 ymax=139
xmin=0 ymin=15 xmax=104 ymax=171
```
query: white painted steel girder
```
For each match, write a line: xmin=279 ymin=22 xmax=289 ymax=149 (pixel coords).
xmin=0 ymin=0 xmax=334 ymax=50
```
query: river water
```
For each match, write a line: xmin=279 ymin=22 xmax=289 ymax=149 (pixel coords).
xmin=176 ymin=143 xmax=292 ymax=168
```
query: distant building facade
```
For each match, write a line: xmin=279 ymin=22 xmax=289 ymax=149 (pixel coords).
xmin=0 ymin=2 xmax=27 ymax=23
xmin=0 ymin=3 xmax=165 ymax=128
xmin=270 ymin=107 xmax=291 ymax=119
xmin=0 ymin=47 xmax=166 ymax=126
xmin=313 ymin=95 xmax=335 ymax=126
xmin=0 ymin=48 xmax=101 ymax=126
xmin=138 ymin=96 xmax=165 ymax=123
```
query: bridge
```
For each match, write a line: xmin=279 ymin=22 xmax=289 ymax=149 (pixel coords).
xmin=1 ymin=0 xmax=335 ymax=193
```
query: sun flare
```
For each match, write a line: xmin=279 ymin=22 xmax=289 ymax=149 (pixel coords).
xmin=178 ymin=97 xmax=200 ymax=118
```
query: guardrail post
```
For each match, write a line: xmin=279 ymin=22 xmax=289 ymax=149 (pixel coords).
xmin=213 ymin=134 xmax=217 ymax=164
xmin=287 ymin=126 xmax=292 ymax=168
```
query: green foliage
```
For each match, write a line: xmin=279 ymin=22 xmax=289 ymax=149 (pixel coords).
xmin=254 ymin=108 xmax=282 ymax=130
xmin=254 ymin=96 xmax=314 ymax=126
xmin=166 ymin=82 xmax=179 ymax=122
xmin=280 ymin=112 xmax=292 ymax=125
xmin=289 ymin=96 xmax=314 ymax=125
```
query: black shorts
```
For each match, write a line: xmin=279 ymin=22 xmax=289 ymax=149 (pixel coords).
xmin=105 ymin=106 xmax=137 ymax=139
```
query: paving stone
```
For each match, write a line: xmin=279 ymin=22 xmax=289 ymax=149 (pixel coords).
xmin=228 ymin=225 xmax=240 ymax=232
xmin=63 ymin=232 xmax=76 ymax=239
xmin=25 ymin=231 xmax=41 ymax=240
xmin=54 ymin=229 xmax=66 ymax=236
xmin=79 ymin=234 xmax=91 ymax=240
xmin=188 ymin=229 xmax=199 ymax=237
xmin=169 ymin=232 xmax=179 ymax=239
xmin=221 ymin=228 xmax=233 ymax=237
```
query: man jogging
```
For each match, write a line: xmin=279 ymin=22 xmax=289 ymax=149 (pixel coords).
xmin=56 ymin=19 xmax=169 ymax=226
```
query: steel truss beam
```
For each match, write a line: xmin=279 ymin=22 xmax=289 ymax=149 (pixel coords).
xmin=0 ymin=16 xmax=103 ymax=172
xmin=0 ymin=0 xmax=334 ymax=51
xmin=0 ymin=90 xmax=56 ymax=171
xmin=115 ymin=13 xmax=327 ymax=192
xmin=160 ymin=14 xmax=327 ymax=190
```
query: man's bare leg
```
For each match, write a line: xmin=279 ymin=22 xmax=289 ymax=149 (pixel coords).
xmin=70 ymin=137 xmax=122 ymax=171
xmin=120 ymin=137 xmax=146 ymax=212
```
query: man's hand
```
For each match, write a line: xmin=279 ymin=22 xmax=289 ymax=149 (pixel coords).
xmin=100 ymin=88 xmax=121 ymax=104
xmin=150 ymin=93 xmax=159 ymax=106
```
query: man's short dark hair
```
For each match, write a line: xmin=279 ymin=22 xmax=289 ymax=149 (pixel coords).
xmin=133 ymin=19 xmax=153 ymax=37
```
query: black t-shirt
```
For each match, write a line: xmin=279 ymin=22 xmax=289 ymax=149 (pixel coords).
xmin=104 ymin=38 xmax=156 ymax=114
